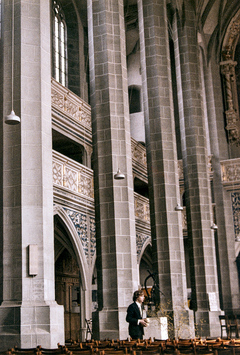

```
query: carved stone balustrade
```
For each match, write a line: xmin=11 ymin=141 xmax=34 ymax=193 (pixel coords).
xmin=220 ymin=158 xmax=240 ymax=190
xmin=131 ymin=138 xmax=148 ymax=183
xmin=53 ymin=150 xmax=94 ymax=201
xmin=134 ymin=192 xmax=150 ymax=224
xmin=131 ymin=139 xmax=147 ymax=165
xmin=53 ymin=150 xmax=151 ymax=227
xmin=51 ymin=79 xmax=93 ymax=168
xmin=51 ymin=78 xmax=92 ymax=131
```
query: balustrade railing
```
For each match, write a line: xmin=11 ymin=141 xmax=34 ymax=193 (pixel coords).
xmin=131 ymin=139 xmax=147 ymax=168
xmin=134 ymin=193 xmax=150 ymax=223
xmin=53 ymin=150 xmax=151 ymax=223
xmin=220 ymin=158 xmax=240 ymax=190
xmin=53 ymin=150 xmax=94 ymax=199
xmin=51 ymin=78 xmax=92 ymax=131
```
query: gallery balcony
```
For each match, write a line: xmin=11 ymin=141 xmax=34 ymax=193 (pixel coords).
xmin=52 ymin=150 xmax=151 ymax=227
xmin=51 ymin=78 xmax=189 ymax=231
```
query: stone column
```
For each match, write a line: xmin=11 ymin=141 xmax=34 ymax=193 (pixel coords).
xmin=172 ymin=2 xmax=221 ymax=337
xmin=204 ymin=58 xmax=240 ymax=313
xmin=87 ymin=0 xmax=139 ymax=340
xmin=0 ymin=1 xmax=64 ymax=350
xmin=138 ymin=0 xmax=194 ymax=338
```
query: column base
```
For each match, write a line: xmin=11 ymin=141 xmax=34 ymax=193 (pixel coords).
xmin=0 ymin=301 xmax=64 ymax=351
xmin=171 ymin=309 xmax=195 ymax=339
xmin=92 ymin=308 xmax=129 ymax=341
xmin=194 ymin=310 xmax=222 ymax=338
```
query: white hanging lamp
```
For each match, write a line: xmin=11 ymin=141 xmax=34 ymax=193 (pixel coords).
xmin=5 ymin=110 xmax=20 ymax=125
xmin=175 ymin=203 xmax=183 ymax=211
xmin=5 ymin=0 xmax=20 ymax=125
xmin=211 ymin=223 xmax=218 ymax=230
xmin=114 ymin=168 xmax=125 ymax=180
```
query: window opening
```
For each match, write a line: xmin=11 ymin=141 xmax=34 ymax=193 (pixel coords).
xmin=134 ymin=177 xmax=149 ymax=198
xmin=52 ymin=0 xmax=67 ymax=86
xmin=128 ymin=86 xmax=141 ymax=113
xmin=52 ymin=129 xmax=84 ymax=164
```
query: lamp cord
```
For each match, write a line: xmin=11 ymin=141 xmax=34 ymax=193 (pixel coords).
xmin=11 ymin=0 xmax=14 ymax=111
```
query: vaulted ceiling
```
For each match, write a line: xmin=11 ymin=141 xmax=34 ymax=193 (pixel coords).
xmin=65 ymin=0 xmax=240 ymax=64
xmin=124 ymin=0 xmax=240 ymax=62
xmin=168 ymin=0 xmax=240 ymax=61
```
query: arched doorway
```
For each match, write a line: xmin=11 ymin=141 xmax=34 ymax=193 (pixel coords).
xmin=139 ymin=243 xmax=153 ymax=288
xmin=139 ymin=243 xmax=156 ymax=308
xmin=54 ymin=211 xmax=92 ymax=341
xmin=55 ymin=247 xmax=81 ymax=341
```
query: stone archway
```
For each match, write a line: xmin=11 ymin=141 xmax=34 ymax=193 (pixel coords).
xmin=53 ymin=209 xmax=92 ymax=342
xmin=139 ymin=243 xmax=153 ymax=288
xmin=55 ymin=247 xmax=81 ymax=341
xmin=54 ymin=215 xmax=83 ymax=341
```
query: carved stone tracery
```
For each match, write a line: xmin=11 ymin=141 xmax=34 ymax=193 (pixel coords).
xmin=221 ymin=15 xmax=240 ymax=145
xmin=51 ymin=78 xmax=92 ymax=130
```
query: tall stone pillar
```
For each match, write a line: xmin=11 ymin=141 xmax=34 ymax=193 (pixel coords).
xmin=0 ymin=1 xmax=64 ymax=350
xmin=173 ymin=2 xmax=221 ymax=337
xmin=87 ymin=0 xmax=139 ymax=340
xmin=204 ymin=58 xmax=240 ymax=313
xmin=138 ymin=0 xmax=194 ymax=338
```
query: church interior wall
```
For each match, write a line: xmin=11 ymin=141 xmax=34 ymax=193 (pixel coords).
xmin=1 ymin=0 xmax=240 ymax=347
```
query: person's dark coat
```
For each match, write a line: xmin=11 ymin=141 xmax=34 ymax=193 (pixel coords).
xmin=126 ymin=302 xmax=144 ymax=339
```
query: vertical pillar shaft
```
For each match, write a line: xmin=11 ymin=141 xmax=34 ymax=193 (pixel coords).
xmin=204 ymin=58 xmax=240 ymax=313
xmin=88 ymin=0 xmax=138 ymax=340
xmin=0 ymin=1 xmax=64 ymax=349
xmin=173 ymin=1 xmax=221 ymax=337
xmin=138 ymin=0 xmax=194 ymax=338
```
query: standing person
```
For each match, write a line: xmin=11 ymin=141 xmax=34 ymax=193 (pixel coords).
xmin=126 ymin=290 xmax=148 ymax=340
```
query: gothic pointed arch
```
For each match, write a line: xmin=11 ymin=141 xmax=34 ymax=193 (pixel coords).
xmin=138 ymin=240 xmax=153 ymax=287
xmin=54 ymin=206 xmax=89 ymax=291
xmin=138 ymin=236 xmax=151 ymax=264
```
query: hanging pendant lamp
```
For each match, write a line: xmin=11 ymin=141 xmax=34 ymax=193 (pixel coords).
xmin=175 ymin=203 xmax=183 ymax=211
xmin=5 ymin=110 xmax=20 ymax=125
xmin=211 ymin=223 xmax=218 ymax=230
xmin=114 ymin=168 xmax=125 ymax=180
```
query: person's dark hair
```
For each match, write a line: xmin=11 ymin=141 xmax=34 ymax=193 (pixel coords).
xmin=133 ymin=290 xmax=144 ymax=302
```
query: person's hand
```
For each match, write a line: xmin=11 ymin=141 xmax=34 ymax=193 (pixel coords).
xmin=139 ymin=319 xmax=148 ymax=327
